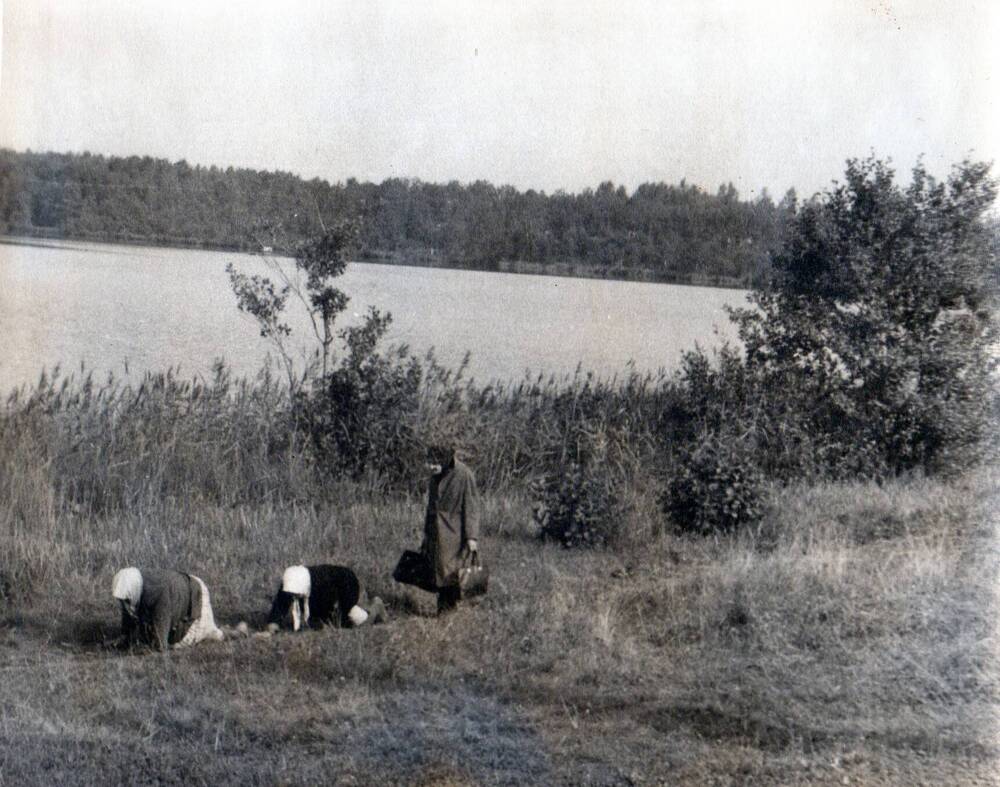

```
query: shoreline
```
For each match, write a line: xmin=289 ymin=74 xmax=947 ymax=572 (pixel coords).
xmin=0 ymin=232 xmax=753 ymax=291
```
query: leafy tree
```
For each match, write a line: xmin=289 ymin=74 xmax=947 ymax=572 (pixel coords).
xmin=730 ymin=156 xmax=999 ymax=476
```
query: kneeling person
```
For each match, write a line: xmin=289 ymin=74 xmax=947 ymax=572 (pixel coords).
xmin=268 ymin=564 xmax=386 ymax=631
xmin=112 ymin=567 xmax=225 ymax=651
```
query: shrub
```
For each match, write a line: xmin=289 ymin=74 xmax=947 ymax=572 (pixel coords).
xmin=661 ymin=427 xmax=765 ymax=535
xmin=295 ymin=308 xmax=425 ymax=489
xmin=532 ymin=461 xmax=623 ymax=548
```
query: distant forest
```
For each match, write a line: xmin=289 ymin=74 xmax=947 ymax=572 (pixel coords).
xmin=0 ymin=148 xmax=798 ymax=286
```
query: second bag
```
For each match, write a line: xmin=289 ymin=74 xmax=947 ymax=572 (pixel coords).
xmin=392 ymin=550 xmax=437 ymax=593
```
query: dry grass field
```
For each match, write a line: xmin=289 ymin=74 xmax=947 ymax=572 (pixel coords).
xmin=2 ymin=462 xmax=998 ymax=785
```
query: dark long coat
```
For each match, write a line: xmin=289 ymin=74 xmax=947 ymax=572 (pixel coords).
xmin=122 ymin=569 xmax=201 ymax=650
xmin=423 ymin=458 xmax=480 ymax=589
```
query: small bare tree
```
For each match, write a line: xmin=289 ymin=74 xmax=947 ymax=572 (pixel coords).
xmin=226 ymin=220 xmax=358 ymax=389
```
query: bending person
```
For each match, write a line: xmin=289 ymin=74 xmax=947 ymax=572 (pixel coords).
xmin=267 ymin=564 xmax=387 ymax=631
xmin=112 ymin=567 xmax=225 ymax=650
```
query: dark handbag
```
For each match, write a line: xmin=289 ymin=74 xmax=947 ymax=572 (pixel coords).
xmin=393 ymin=550 xmax=437 ymax=593
xmin=457 ymin=551 xmax=489 ymax=599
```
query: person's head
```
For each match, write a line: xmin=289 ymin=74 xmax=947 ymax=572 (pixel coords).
xmin=425 ymin=443 xmax=455 ymax=476
xmin=112 ymin=567 xmax=143 ymax=617
xmin=279 ymin=565 xmax=311 ymax=631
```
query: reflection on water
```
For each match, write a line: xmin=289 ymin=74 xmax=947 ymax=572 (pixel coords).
xmin=0 ymin=239 xmax=747 ymax=392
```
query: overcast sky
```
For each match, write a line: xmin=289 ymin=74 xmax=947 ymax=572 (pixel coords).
xmin=1 ymin=0 xmax=997 ymax=198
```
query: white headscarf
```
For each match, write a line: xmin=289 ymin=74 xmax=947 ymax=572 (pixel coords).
xmin=112 ymin=567 xmax=143 ymax=607
xmin=281 ymin=565 xmax=311 ymax=596
xmin=281 ymin=565 xmax=311 ymax=630
xmin=177 ymin=574 xmax=225 ymax=647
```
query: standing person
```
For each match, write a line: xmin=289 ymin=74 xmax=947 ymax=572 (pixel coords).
xmin=423 ymin=442 xmax=480 ymax=614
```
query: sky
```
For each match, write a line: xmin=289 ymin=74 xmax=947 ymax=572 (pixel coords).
xmin=1 ymin=0 xmax=998 ymax=199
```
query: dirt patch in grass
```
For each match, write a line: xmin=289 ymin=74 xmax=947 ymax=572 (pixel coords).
xmin=642 ymin=704 xmax=812 ymax=751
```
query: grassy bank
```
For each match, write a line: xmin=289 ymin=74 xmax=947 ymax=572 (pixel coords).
xmin=1 ymin=473 xmax=996 ymax=784
xmin=1 ymin=368 xmax=998 ymax=784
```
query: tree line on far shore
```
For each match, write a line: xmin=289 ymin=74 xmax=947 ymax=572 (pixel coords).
xmin=0 ymin=147 xmax=794 ymax=286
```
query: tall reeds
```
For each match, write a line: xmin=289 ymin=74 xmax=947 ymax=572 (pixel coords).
xmin=3 ymin=363 xmax=315 ymax=513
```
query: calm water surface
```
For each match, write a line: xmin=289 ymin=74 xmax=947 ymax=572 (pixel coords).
xmin=0 ymin=240 xmax=748 ymax=392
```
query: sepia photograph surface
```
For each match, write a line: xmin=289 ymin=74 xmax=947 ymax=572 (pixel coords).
xmin=1 ymin=2 xmax=998 ymax=784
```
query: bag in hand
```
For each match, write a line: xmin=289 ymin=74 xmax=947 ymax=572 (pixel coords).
xmin=457 ymin=551 xmax=489 ymax=599
xmin=392 ymin=550 xmax=437 ymax=593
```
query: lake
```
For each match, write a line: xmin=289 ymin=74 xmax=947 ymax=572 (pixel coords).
xmin=0 ymin=239 xmax=748 ymax=393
